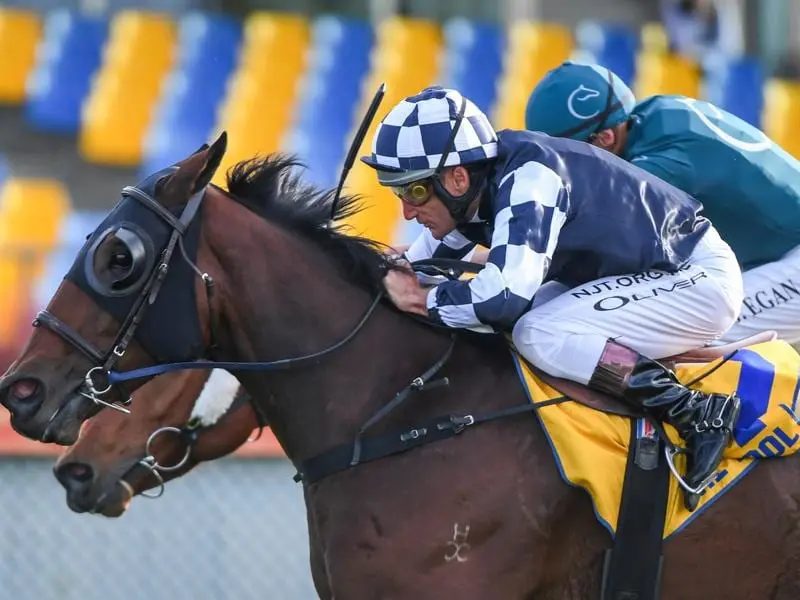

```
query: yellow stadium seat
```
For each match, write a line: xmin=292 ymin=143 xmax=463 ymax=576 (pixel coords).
xmin=0 ymin=178 xmax=70 ymax=278
xmin=640 ymin=22 xmax=669 ymax=54
xmin=0 ymin=8 xmax=42 ymax=103
xmin=634 ymin=52 xmax=701 ymax=99
xmin=212 ymin=12 xmax=310 ymax=185
xmin=492 ymin=21 xmax=573 ymax=130
xmin=0 ymin=257 xmax=24 ymax=342
xmin=763 ymin=79 xmax=800 ymax=160
xmin=79 ymin=11 xmax=177 ymax=166
xmin=339 ymin=17 xmax=442 ymax=245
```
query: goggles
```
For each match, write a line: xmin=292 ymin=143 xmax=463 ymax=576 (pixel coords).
xmin=392 ymin=180 xmax=434 ymax=206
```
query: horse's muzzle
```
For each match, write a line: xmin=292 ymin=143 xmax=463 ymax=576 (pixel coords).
xmin=0 ymin=373 xmax=45 ymax=424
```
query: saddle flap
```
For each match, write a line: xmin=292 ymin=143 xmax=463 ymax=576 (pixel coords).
xmin=530 ymin=365 xmax=643 ymax=418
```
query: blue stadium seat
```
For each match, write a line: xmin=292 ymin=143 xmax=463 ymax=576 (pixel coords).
xmin=34 ymin=210 xmax=105 ymax=302
xmin=33 ymin=209 xmax=106 ymax=309
xmin=440 ymin=18 xmax=504 ymax=116
xmin=574 ymin=20 xmax=638 ymax=87
xmin=284 ymin=15 xmax=374 ymax=189
xmin=141 ymin=12 xmax=242 ymax=175
xmin=0 ymin=154 xmax=9 ymax=189
xmin=704 ymin=56 xmax=764 ymax=129
xmin=25 ymin=9 xmax=108 ymax=133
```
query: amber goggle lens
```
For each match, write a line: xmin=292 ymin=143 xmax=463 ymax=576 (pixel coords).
xmin=393 ymin=181 xmax=432 ymax=206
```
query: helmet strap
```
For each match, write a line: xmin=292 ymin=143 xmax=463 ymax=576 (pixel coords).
xmin=432 ymin=163 xmax=491 ymax=222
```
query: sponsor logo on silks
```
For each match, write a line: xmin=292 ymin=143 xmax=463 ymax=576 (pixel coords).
xmin=567 ymin=85 xmax=601 ymax=120
xmin=636 ymin=417 xmax=658 ymax=440
xmin=568 ymin=268 xmax=707 ymax=312
xmin=737 ymin=278 xmax=800 ymax=322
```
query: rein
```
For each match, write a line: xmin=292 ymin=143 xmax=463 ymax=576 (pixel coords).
xmin=105 ymin=291 xmax=385 ymax=384
xmin=106 ymin=258 xmax=484 ymax=384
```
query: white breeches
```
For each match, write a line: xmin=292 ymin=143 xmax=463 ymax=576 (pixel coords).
xmin=717 ymin=244 xmax=800 ymax=345
xmin=512 ymin=227 xmax=744 ymax=384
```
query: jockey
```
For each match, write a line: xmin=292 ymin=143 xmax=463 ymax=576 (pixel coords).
xmin=525 ymin=60 xmax=800 ymax=345
xmin=361 ymin=85 xmax=744 ymax=496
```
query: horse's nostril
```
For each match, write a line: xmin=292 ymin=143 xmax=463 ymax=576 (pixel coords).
xmin=55 ymin=462 xmax=95 ymax=488
xmin=9 ymin=379 xmax=39 ymax=401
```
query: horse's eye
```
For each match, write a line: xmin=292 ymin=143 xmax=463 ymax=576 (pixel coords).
xmin=107 ymin=244 xmax=133 ymax=275
xmin=110 ymin=250 xmax=132 ymax=268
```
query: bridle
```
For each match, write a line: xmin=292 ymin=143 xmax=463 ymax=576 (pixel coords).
xmin=135 ymin=388 xmax=270 ymax=499
xmin=32 ymin=183 xmax=215 ymax=414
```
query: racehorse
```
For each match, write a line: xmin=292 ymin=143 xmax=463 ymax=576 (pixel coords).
xmin=2 ymin=134 xmax=799 ymax=599
xmin=53 ymin=367 xmax=335 ymax=595
xmin=53 ymin=368 xmax=261 ymax=515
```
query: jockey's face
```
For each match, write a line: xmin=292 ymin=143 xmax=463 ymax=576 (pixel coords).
xmin=398 ymin=166 xmax=471 ymax=240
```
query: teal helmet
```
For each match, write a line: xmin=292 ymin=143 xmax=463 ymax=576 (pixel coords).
xmin=524 ymin=61 xmax=636 ymax=141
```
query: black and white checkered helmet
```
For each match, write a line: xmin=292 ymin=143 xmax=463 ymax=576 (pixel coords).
xmin=360 ymin=86 xmax=498 ymax=186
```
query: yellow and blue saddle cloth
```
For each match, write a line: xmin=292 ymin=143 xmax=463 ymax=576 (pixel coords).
xmin=511 ymin=339 xmax=800 ymax=540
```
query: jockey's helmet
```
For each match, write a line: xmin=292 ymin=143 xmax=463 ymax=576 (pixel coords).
xmin=360 ymin=86 xmax=497 ymax=220
xmin=524 ymin=61 xmax=636 ymax=142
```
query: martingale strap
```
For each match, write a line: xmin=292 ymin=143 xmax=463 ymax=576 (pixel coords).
xmin=600 ymin=419 xmax=669 ymax=600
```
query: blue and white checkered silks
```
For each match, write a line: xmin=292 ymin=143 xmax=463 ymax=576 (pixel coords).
xmin=405 ymin=160 xmax=570 ymax=332
xmin=361 ymin=86 xmax=498 ymax=184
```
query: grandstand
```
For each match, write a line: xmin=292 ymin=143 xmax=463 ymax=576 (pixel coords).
xmin=0 ymin=1 xmax=791 ymax=597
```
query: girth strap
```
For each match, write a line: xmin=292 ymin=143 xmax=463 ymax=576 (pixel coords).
xmin=601 ymin=418 xmax=669 ymax=600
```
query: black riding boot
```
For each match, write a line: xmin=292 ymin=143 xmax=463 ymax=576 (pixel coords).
xmin=587 ymin=339 xmax=741 ymax=491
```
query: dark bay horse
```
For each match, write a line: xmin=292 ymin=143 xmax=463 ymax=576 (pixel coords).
xmin=53 ymin=368 xmax=259 ymax=515
xmin=2 ymin=134 xmax=800 ymax=599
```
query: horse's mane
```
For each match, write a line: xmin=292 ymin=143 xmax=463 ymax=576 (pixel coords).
xmin=223 ymin=154 xmax=394 ymax=293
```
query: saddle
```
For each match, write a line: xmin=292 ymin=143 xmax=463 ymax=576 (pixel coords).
xmin=533 ymin=330 xmax=778 ymax=418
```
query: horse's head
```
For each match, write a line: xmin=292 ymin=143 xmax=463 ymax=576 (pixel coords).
xmin=53 ymin=367 xmax=257 ymax=516
xmin=0 ymin=134 xmax=229 ymax=443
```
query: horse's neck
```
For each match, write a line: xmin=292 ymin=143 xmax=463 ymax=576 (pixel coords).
xmin=207 ymin=216 xmax=446 ymax=462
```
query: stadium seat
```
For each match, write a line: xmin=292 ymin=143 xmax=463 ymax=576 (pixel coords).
xmin=0 ymin=256 xmax=25 ymax=343
xmin=282 ymin=15 xmax=374 ymax=189
xmin=0 ymin=155 xmax=9 ymax=190
xmin=33 ymin=209 xmax=106 ymax=309
xmin=79 ymin=10 xmax=177 ymax=166
xmin=640 ymin=22 xmax=669 ymax=54
xmin=0 ymin=178 xmax=70 ymax=343
xmin=763 ymin=79 xmax=800 ymax=160
xmin=493 ymin=21 xmax=573 ymax=130
xmin=574 ymin=20 xmax=638 ymax=86
xmin=212 ymin=12 xmax=310 ymax=186
xmin=704 ymin=56 xmax=764 ymax=128
xmin=0 ymin=8 xmax=43 ymax=103
xmin=634 ymin=51 xmax=701 ymax=99
xmin=440 ymin=18 xmax=504 ymax=116
xmin=141 ymin=11 xmax=242 ymax=176
xmin=25 ymin=9 xmax=109 ymax=133
xmin=341 ymin=16 xmax=442 ymax=245
xmin=0 ymin=178 xmax=71 ymax=268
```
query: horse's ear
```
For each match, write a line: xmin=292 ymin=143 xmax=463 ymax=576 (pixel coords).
xmin=191 ymin=131 xmax=227 ymax=193
xmin=159 ymin=132 xmax=228 ymax=204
